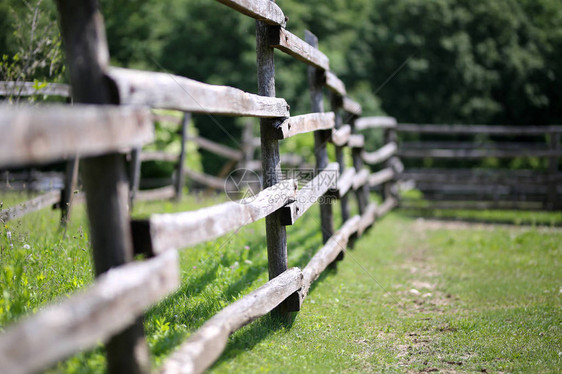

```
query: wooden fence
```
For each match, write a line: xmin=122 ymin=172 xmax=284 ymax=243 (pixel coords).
xmin=396 ymin=124 xmax=562 ymax=211
xmin=0 ymin=1 xmax=401 ymax=373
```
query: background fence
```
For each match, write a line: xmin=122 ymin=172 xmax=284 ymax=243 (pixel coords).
xmin=397 ymin=124 xmax=562 ymax=211
xmin=0 ymin=1 xmax=401 ymax=373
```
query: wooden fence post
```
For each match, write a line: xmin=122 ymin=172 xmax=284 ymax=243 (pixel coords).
xmin=548 ymin=131 xmax=560 ymax=210
xmin=350 ymin=119 xmax=369 ymax=215
xmin=60 ymin=156 xmax=79 ymax=225
xmin=129 ymin=148 xmax=141 ymax=209
xmin=306 ymin=30 xmax=334 ymax=244
xmin=256 ymin=1 xmax=297 ymax=318
xmin=175 ymin=112 xmax=190 ymax=201
xmin=240 ymin=119 xmax=255 ymax=169
xmin=383 ymin=128 xmax=398 ymax=201
xmin=331 ymin=94 xmax=350 ymax=224
xmin=56 ymin=1 xmax=150 ymax=373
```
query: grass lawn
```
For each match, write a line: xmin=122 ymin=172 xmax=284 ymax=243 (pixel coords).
xmin=0 ymin=191 xmax=560 ymax=373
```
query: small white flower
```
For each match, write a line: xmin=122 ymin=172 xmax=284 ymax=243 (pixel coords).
xmin=6 ymin=231 xmax=11 ymax=240
xmin=23 ymin=244 xmax=30 ymax=249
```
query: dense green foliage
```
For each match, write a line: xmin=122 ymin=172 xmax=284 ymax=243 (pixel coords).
xmin=3 ymin=0 xmax=560 ymax=121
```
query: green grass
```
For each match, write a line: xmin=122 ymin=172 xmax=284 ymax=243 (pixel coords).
xmin=0 ymin=191 xmax=561 ymax=373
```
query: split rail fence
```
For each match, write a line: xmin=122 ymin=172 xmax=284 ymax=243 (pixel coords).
xmin=396 ymin=124 xmax=562 ymax=211
xmin=0 ymin=1 xmax=401 ymax=373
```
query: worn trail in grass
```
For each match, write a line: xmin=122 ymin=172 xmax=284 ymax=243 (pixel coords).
xmin=209 ymin=215 xmax=562 ymax=373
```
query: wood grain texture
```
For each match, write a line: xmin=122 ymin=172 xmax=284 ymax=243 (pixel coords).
xmin=324 ymin=72 xmax=346 ymax=96
xmin=348 ymin=134 xmax=365 ymax=149
xmin=135 ymin=186 xmax=176 ymax=201
xmin=352 ymin=168 xmax=370 ymax=190
xmin=0 ymin=251 xmax=180 ymax=374
xmin=274 ymin=112 xmax=335 ymax=139
xmin=342 ymin=97 xmax=362 ymax=116
xmin=140 ymin=151 xmax=178 ymax=163
xmin=0 ymin=190 xmax=60 ymax=222
xmin=336 ymin=167 xmax=356 ymax=198
xmin=215 ymin=0 xmax=286 ymax=27
xmin=135 ymin=179 xmax=298 ymax=254
xmin=0 ymin=105 xmax=154 ymax=168
xmin=280 ymin=163 xmax=339 ymax=225
xmin=331 ymin=125 xmax=351 ymax=146
xmin=355 ymin=116 xmax=397 ymax=130
xmin=368 ymin=167 xmax=395 ymax=187
xmin=107 ymin=67 xmax=290 ymax=118
xmin=184 ymin=169 xmax=234 ymax=190
xmin=269 ymin=27 xmax=330 ymax=71
xmin=362 ymin=142 xmax=397 ymax=165
xmin=0 ymin=81 xmax=71 ymax=98
xmin=396 ymin=124 xmax=562 ymax=135
xmin=300 ymin=216 xmax=360 ymax=300
xmin=160 ymin=267 xmax=302 ymax=374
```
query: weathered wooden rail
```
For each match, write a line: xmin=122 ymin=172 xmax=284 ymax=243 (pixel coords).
xmin=396 ymin=124 xmax=561 ymax=211
xmin=0 ymin=1 xmax=402 ymax=374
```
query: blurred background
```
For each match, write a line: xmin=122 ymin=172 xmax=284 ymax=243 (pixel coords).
xmin=1 ymin=0 xmax=561 ymax=184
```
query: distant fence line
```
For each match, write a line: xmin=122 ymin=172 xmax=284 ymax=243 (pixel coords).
xmin=397 ymin=124 xmax=561 ymax=211
xmin=0 ymin=1 xmax=401 ymax=374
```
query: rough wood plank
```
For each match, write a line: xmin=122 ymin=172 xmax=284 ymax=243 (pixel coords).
xmin=331 ymin=124 xmax=351 ymax=146
xmin=325 ymin=72 xmax=346 ymax=96
xmin=0 ymin=190 xmax=60 ymax=222
xmin=352 ymin=168 xmax=370 ymax=190
xmin=358 ymin=202 xmax=378 ymax=236
xmin=0 ymin=105 xmax=154 ymax=168
xmin=160 ymin=267 xmax=302 ymax=374
xmin=300 ymin=216 xmax=360 ymax=300
xmin=140 ymin=151 xmax=178 ymax=163
xmin=135 ymin=186 xmax=176 ymax=202
xmin=336 ymin=167 xmax=356 ymax=198
xmin=175 ymin=113 xmax=190 ymax=200
xmin=191 ymin=136 xmax=244 ymax=160
xmin=184 ymin=169 xmax=233 ymax=190
xmin=376 ymin=197 xmax=397 ymax=218
xmin=107 ymin=67 xmax=290 ymax=118
xmin=215 ymin=0 xmax=286 ymax=27
xmin=396 ymin=124 xmax=562 ymax=135
xmin=348 ymin=134 xmax=365 ymax=148
xmin=398 ymin=148 xmax=562 ymax=159
xmin=269 ymin=27 xmax=330 ymax=71
xmin=362 ymin=142 xmax=397 ymax=164
xmin=273 ymin=112 xmax=335 ymax=139
xmin=355 ymin=116 xmax=397 ymax=130
xmin=342 ymin=97 xmax=362 ymax=116
xmin=0 ymin=81 xmax=71 ymax=97
xmin=134 ymin=179 xmax=297 ymax=254
xmin=368 ymin=167 xmax=395 ymax=187
xmin=0 ymin=251 xmax=180 ymax=374
xmin=280 ymin=163 xmax=339 ymax=225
